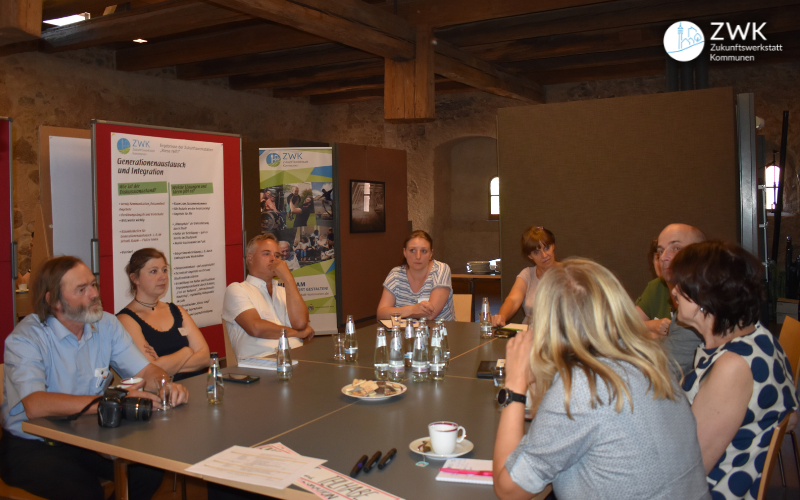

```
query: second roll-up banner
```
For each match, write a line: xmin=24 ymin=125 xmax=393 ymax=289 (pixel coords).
xmin=109 ymin=132 xmax=226 ymax=327
xmin=259 ymin=148 xmax=337 ymax=335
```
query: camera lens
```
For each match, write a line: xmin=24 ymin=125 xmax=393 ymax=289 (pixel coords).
xmin=121 ymin=397 xmax=152 ymax=421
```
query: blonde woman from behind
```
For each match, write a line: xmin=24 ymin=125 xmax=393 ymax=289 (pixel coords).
xmin=493 ymin=258 xmax=710 ymax=500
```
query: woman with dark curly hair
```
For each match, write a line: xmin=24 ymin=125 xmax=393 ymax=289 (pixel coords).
xmin=672 ymin=241 xmax=798 ymax=499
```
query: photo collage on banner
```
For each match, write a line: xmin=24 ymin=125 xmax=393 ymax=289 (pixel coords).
xmin=110 ymin=133 xmax=226 ymax=327
xmin=259 ymin=148 xmax=337 ymax=334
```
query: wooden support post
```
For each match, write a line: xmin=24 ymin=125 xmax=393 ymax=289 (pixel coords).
xmin=384 ymin=27 xmax=435 ymax=122
xmin=0 ymin=0 xmax=42 ymax=46
xmin=414 ymin=27 xmax=435 ymax=121
xmin=384 ymin=58 xmax=416 ymax=122
xmin=113 ymin=458 xmax=130 ymax=500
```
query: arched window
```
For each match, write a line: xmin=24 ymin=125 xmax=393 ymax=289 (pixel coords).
xmin=765 ymin=163 xmax=780 ymax=211
xmin=489 ymin=176 xmax=499 ymax=220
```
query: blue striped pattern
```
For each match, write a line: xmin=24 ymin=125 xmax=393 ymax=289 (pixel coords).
xmin=382 ymin=260 xmax=454 ymax=321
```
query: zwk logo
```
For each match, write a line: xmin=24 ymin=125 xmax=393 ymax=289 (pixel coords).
xmin=710 ymin=22 xmax=767 ymax=41
xmin=283 ymin=152 xmax=303 ymax=160
xmin=266 ymin=152 xmax=281 ymax=168
xmin=117 ymin=138 xmax=131 ymax=154
xmin=133 ymin=139 xmax=150 ymax=148
xmin=663 ymin=21 xmax=705 ymax=62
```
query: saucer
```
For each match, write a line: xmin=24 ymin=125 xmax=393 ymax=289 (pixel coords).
xmin=409 ymin=437 xmax=474 ymax=459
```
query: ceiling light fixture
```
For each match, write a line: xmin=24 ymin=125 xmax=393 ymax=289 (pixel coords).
xmin=133 ymin=39 xmax=148 ymax=43
xmin=43 ymin=13 xmax=90 ymax=27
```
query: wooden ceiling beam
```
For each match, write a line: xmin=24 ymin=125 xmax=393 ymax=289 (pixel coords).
xmin=176 ymin=43 xmax=375 ymax=80
xmin=116 ymin=22 xmax=326 ymax=71
xmin=40 ymin=0 xmax=250 ymax=53
xmin=230 ymin=60 xmax=385 ymax=90
xmin=207 ymin=0 xmax=416 ymax=60
xmin=308 ymin=80 xmax=473 ymax=105
xmin=209 ymin=0 xmax=543 ymax=103
xmin=437 ymin=0 xmax=800 ymax=46
xmin=392 ymin=0 xmax=617 ymax=28
xmin=435 ymin=39 xmax=542 ymax=103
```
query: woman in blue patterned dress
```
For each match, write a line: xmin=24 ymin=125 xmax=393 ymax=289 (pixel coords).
xmin=377 ymin=230 xmax=455 ymax=321
xmin=671 ymin=241 xmax=798 ymax=499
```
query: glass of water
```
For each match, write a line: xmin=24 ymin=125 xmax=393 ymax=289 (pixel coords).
xmin=156 ymin=374 xmax=173 ymax=411
xmin=390 ymin=313 xmax=402 ymax=328
xmin=333 ymin=331 xmax=345 ymax=361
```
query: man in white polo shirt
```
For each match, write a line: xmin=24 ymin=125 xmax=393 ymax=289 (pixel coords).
xmin=222 ymin=233 xmax=314 ymax=359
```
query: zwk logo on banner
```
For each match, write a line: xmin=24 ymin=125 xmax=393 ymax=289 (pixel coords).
xmin=663 ymin=21 xmax=705 ymax=62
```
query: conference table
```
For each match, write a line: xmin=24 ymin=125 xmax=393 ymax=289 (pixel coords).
xmin=22 ymin=322 xmax=550 ymax=500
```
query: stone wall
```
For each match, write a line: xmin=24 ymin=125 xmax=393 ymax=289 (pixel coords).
xmin=2 ymin=45 xmax=799 ymax=277
xmin=0 ymin=48 xmax=316 ymax=273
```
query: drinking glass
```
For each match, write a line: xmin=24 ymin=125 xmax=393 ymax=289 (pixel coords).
xmin=156 ymin=374 xmax=173 ymax=411
xmin=390 ymin=313 xmax=402 ymax=328
xmin=333 ymin=332 xmax=345 ymax=361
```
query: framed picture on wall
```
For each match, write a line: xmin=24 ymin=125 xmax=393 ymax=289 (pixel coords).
xmin=350 ymin=180 xmax=385 ymax=233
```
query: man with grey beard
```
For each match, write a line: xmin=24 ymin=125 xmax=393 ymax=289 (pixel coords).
xmin=0 ymin=256 xmax=189 ymax=500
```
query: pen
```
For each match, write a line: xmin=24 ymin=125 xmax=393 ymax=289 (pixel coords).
xmin=350 ymin=454 xmax=368 ymax=477
xmin=439 ymin=468 xmax=493 ymax=476
xmin=363 ymin=451 xmax=382 ymax=473
xmin=377 ymin=448 xmax=396 ymax=469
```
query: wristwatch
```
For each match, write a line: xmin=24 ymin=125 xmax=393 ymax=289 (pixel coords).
xmin=496 ymin=387 xmax=527 ymax=408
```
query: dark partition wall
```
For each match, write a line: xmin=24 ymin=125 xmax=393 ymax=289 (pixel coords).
xmin=497 ymin=87 xmax=739 ymax=312
xmin=336 ymin=143 xmax=407 ymax=324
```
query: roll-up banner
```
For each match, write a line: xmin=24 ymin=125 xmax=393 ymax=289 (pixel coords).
xmin=259 ymin=148 xmax=337 ymax=335
xmin=1 ymin=118 xmax=14 ymax=351
xmin=94 ymin=121 xmax=244 ymax=354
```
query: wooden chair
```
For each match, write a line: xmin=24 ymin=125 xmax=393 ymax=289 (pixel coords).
xmin=757 ymin=413 xmax=793 ymax=500
xmin=777 ymin=317 xmax=800 ymax=483
xmin=452 ymin=294 xmax=473 ymax=322
xmin=222 ymin=320 xmax=238 ymax=368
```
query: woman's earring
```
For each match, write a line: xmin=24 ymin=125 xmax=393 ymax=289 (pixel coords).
xmin=699 ymin=307 xmax=704 ymax=313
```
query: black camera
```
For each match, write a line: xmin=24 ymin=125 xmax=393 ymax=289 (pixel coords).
xmin=97 ymin=388 xmax=152 ymax=428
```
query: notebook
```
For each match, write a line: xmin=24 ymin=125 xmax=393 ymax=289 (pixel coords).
xmin=435 ymin=459 xmax=493 ymax=485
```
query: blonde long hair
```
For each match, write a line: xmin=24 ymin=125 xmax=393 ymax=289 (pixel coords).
xmin=528 ymin=258 xmax=677 ymax=418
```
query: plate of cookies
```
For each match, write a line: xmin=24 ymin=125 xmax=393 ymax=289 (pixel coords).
xmin=341 ymin=379 xmax=407 ymax=400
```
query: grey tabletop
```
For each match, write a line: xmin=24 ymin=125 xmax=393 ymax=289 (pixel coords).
xmin=22 ymin=322 xmax=526 ymax=499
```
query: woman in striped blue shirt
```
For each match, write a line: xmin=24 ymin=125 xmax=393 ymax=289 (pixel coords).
xmin=377 ymin=230 xmax=455 ymax=321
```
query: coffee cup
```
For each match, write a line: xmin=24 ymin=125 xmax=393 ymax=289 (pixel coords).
xmin=428 ymin=421 xmax=466 ymax=455
xmin=119 ymin=377 xmax=143 ymax=389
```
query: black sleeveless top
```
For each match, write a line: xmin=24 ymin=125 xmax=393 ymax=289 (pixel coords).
xmin=117 ymin=303 xmax=205 ymax=381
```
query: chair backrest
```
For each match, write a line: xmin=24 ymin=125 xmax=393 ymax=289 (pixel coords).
xmin=222 ymin=321 xmax=237 ymax=368
xmin=778 ymin=316 xmax=800 ymax=384
xmin=452 ymin=294 xmax=473 ymax=322
xmin=756 ymin=412 xmax=792 ymax=500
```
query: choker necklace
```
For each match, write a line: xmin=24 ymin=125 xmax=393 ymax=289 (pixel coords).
xmin=135 ymin=298 xmax=158 ymax=311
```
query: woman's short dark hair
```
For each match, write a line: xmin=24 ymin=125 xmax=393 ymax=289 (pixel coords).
xmin=671 ymin=241 xmax=763 ymax=336
xmin=125 ymin=248 xmax=168 ymax=297
xmin=402 ymin=230 xmax=433 ymax=267
xmin=521 ymin=226 xmax=555 ymax=262
xmin=32 ymin=256 xmax=83 ymax=320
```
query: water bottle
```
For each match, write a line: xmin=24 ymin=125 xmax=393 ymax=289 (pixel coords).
xmin=374 ymin=327 xmax=389 ymax=380
xmin=480 ymin=298 xmax=493 ymax=338
xmin=277 ymin=329 xmax=292 ymax=381
xmin=411 ymin=330 xmax=429 ymax=382
xmin=436 ymin=319 xmax=451 ymax=367
xmin=207 ymin=352 xmax=224 ymax=404
xmin=403 ymin=321 xmax=415 ymax=368
xmin=388 ymin=326 xmax=405 ymax=381
xmin=419 ymin=317 xmax=430 ymax=345
xmin=429 ymin=326 xmax=445 ymax=381
xmin=344 ymin=315 xmax=358 ymax=361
